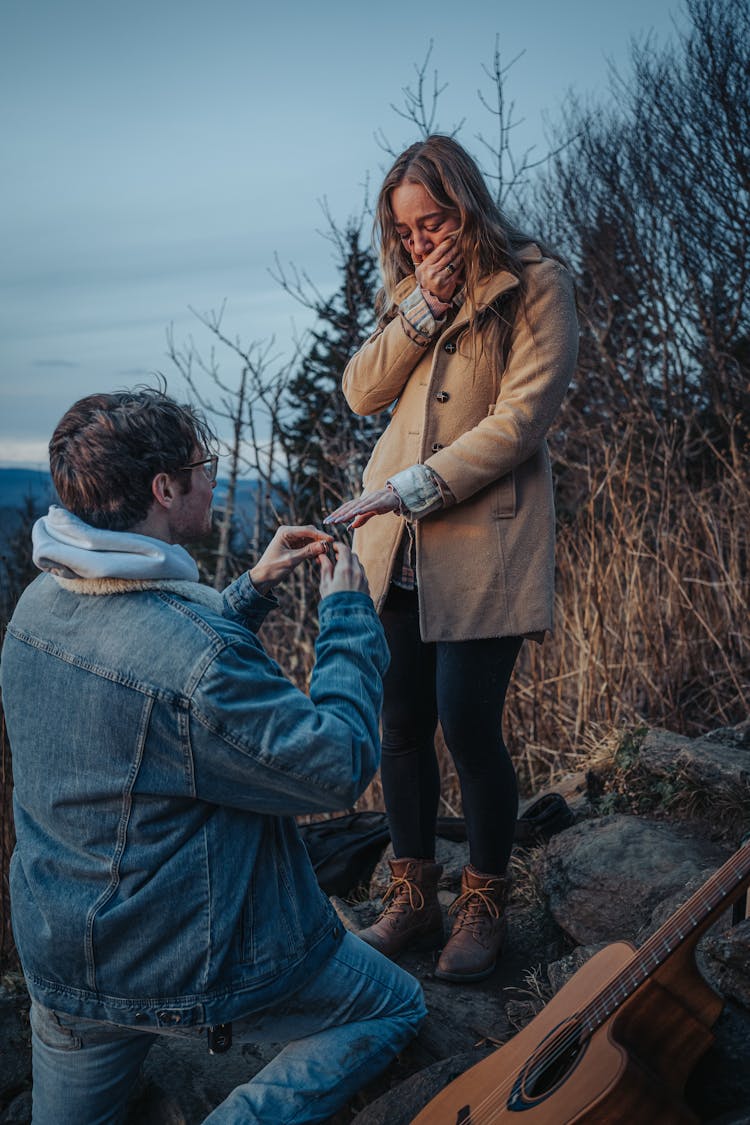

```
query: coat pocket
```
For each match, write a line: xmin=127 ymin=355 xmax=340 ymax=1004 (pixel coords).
xmin=361 ymin=426 xmax=389 ymax=490
xmin=492 ymin=470 xmax=516 ymax=518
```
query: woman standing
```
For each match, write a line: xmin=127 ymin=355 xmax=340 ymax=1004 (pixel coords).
xmin=325 ymin=135 xmax=578 ymax=982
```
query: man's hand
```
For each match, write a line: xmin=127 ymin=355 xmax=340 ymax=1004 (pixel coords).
xmin=250 ymin=525 xmax=332 ymax=595
xmin=319 ymin=543 xmax=370 ymax=599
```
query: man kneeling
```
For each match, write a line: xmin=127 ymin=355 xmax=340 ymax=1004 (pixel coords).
xmin=1 ymin=388 xmax=425 ymax=1124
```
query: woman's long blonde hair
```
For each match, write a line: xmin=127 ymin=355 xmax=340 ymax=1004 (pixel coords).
xmin=375 ymin=135 xmax=536 ymax=367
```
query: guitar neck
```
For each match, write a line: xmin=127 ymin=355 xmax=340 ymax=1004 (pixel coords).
xmin=580 ymin=837 xmax=750 ymax=1036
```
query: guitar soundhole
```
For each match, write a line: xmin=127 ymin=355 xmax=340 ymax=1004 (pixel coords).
xmin=456 ymin=1108 xmax=471 ymax=1124
xmin=508 ymin=1030 xmax=587 ymax=1111
xmin=526 ymin=1038 xmax=583 ymax=1096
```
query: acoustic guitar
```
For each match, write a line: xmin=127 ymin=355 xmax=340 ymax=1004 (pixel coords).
xmin=413 ymin=837 xmax=750 ymax=1123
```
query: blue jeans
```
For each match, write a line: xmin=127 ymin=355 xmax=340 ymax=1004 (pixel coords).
xmin=29 ymin=933 xmax=426 ymax=1125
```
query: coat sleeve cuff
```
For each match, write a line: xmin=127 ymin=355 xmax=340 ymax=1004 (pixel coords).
xmin=398 ymin=286 xmax=447 ymax=341
xmin=386 ymin=464 xmax=454 ymax=518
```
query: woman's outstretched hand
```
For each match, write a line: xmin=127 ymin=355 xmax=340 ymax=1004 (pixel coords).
xmin=319 ymin=543 xmax=370 ymax=598
xmin=249 ymin=525 xmax=332 ymax=595
xmin=323 ymin=488 xmax=400 ymax=530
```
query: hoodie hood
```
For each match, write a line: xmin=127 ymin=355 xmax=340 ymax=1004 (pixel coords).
xmin=31 ymin=505 xmax=200 ymax=582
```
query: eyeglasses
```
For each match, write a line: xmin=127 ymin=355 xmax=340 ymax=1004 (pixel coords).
xmin=177 ymin=454 xmax=219 ymax=482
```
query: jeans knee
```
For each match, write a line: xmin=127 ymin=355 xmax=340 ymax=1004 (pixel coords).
xmin=402 ymin=977 xmax=427 ymax=1036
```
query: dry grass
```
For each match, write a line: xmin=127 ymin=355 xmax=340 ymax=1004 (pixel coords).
xmin=262 ymin=422 xmax=749 ymax=818
xmin=504 ymin=964 xmax=552 ymax=1032
xmin=508 ymin=845 xmax=550 ymax=911
xmin=504 ymin=424 xmax=749 ymax=796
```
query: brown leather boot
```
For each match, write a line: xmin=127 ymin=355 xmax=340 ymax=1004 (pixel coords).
xmin=434 ymin=864 xmax=510 ymax=982
xmin=356 ymin=857 xmax=444 ymax=959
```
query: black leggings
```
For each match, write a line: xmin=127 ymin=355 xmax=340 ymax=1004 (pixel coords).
xmin=380 ymin=584 xmax=522 ymax=875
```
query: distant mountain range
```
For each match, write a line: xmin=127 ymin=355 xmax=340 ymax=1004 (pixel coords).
xmin=0 ymin=467 xmax=56 ymax=512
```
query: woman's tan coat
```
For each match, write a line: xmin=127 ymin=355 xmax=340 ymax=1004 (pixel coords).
xmin=343 ymin=244 xmax=579 ymax=642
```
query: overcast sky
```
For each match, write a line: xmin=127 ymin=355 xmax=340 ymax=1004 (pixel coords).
xmin=1 ymin=0 xmax=684 ymax=467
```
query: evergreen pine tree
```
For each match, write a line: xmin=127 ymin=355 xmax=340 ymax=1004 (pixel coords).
xmin=281 ymin=220 xmax=390 ymax=525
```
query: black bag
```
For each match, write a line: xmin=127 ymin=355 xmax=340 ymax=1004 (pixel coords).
xmin=298 ymin=812 xmax=391 ymax=896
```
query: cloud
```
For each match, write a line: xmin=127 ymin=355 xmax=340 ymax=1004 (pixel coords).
xmin=32 ymin=359 xmax=80 ymax=369
xmin=0 ymin=438 xmax=50 ymax=466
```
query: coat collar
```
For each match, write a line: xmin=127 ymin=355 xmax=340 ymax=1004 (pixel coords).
xmin=392 ymin=242 xmax=542 ymax=321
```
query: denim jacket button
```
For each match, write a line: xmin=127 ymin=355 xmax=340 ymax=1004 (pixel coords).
xmin=134 ymin=1012 xmax=149 ymax=1023
xmin=157 ymin=1010 xmax=182 ymax=1024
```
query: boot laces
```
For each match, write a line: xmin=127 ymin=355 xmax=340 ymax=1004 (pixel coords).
xmin=379 ymin=874 xmax=425 ymax=918
xmin=448 ymin=885 xmax=500 ymax=934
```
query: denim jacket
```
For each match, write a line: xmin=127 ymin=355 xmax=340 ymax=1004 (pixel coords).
xmin=1 ymin=571 xmax=388 ymax=1029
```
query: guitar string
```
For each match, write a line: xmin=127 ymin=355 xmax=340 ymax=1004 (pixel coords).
xmin=430 ymin=854 xmax=750 ymax=1124
xmin=438 ymin=1015 xmax=586 ymax=1125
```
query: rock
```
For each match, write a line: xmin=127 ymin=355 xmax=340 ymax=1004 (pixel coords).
xmin=542 ymin=815 xmax=728 ymax=944
xmin=124 ymin=1036 xmax=275 ymax=1124
xmin=417 ymin=975 xmax=510 ymax=1060
xmin=0 ymin=986 xmax=31 ymax=1098
xmin=701 ymin=917 xmax=750 ymax=1009
xmin=686 ymin=1001 xmax=750 ymax=1120
xmin=705 ymin=719 xmax=750 ymax=751
xmin=638 ymin=728 xmax=750 ymax=793
xmin=329 ymin=895 xmax=374 ymax=932
xmin=0 ymin=1090 xmax=32 ymax=1124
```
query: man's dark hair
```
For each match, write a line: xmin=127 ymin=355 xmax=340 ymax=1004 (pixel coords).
xmin=49 ymin=388 xmax=217 ymax=531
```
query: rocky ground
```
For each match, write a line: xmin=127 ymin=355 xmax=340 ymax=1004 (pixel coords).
xmin=1 ymin=721 xmax=749 ymax=1124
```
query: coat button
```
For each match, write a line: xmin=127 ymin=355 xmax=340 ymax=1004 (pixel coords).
xmin=443 ymin=341 xmax=457 ymax=354
xmin=435 ymin=391 xmax=450 ymax=403
xmin=431 ymin=442 xmax=444 ymax=452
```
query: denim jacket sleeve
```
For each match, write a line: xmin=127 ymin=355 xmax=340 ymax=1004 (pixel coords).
xmin=186 ymin=590 xmax=389 ymax=815
xmin=221 ymin=570 xmax=279 ymax=632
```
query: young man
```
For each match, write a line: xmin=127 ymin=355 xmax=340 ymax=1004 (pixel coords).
xmin=1 ymin=388 xmax=425 ymax=1125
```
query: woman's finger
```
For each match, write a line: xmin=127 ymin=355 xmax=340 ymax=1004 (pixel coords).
xmin=325 ymin=489 xmax=399 ymax=525
xmin=324 ymin=499 xmax=360 ymax=522
xmin=348 ymin=512 xmax=375 ymax=529
xmin=325 ymin=497 xmax=375 ymax=522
